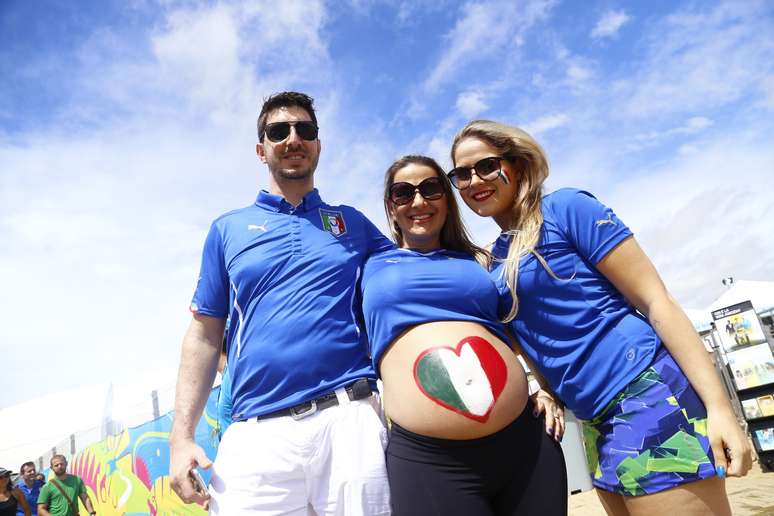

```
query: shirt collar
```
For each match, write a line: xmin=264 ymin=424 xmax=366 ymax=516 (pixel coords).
xmin=255 ymin=188 xmax=323 ymax=213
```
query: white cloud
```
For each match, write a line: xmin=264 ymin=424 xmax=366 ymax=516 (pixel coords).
xmin=423 ymin=0 xmax=554 ymax=92
xmin=591 ymin=10 xmax=631 ymax=39
xmin=617 ymin=3 xmax=774 ymax=118
xmin=523 ymin=113 xmax=569 ymax=135
xmin=602 ymin=132 xmax=774 ymax=308
xmin=456 ymin=90 xmax=489 ymax=119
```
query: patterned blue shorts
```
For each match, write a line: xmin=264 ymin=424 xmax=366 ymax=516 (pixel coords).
xmin=581 ymin=346 xmax=717 ymax=496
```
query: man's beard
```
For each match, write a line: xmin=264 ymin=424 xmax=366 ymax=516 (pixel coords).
xmin=273 ymin=167 xmax=314 ymax=181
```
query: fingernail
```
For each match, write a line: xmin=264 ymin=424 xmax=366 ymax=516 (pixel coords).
xmin=716 ymin=465 xmax=726 ymax=478
xmin=547 ymin=428 xmax=554 ymax=436
xmin=533 ymin=410 xmax=540 ymax=417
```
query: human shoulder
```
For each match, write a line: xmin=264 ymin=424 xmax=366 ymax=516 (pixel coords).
xmin=211 ymin=203 xmax=261 ymax=226
xmin=542 ymin=187 xmax=598 ymax=210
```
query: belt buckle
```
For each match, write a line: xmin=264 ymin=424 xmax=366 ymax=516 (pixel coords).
xmin=289 ymin=400 xmax=317 ymax=420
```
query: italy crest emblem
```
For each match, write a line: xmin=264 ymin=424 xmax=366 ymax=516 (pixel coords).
xmin=320 ymin=209 xmax=347 ymax=237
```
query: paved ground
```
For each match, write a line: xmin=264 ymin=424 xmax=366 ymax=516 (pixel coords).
xmin=568 ymin=462 xmax=774 ymax=515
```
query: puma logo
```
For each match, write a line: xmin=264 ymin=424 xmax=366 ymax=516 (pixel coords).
xmin=595 ymin=214 xmax=616 ymax=227
xmin=248 ymin=220 xmax=269 ymax=232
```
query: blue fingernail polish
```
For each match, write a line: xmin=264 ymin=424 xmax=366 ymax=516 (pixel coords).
xmin=716 ymin=465 xmax=726 ymax=478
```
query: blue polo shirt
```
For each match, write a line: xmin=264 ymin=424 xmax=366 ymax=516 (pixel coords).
xmin=491 ymin=188 xmax=660 ymax=419
xmin=191 ymin=189 xmax=393 ymax=420
xmin=361 ymin=248 xmax=510 ymax=373
xmin=16 ymin=479 xmax=43 ymax=516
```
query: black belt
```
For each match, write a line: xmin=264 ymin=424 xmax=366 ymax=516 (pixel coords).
xmin=254 ymin=378 xmax=374 ymax=421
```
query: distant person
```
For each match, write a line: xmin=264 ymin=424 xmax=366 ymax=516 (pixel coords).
xmin=36 ymin=456 xmax=95 ymax=516
xmin=169 ymin=91 xmax=392 ymax=514
xmin=216 ymin=335 xmax=232 ymax=441
xmin=0 ymin=468 xmax=30 ymax=516
xmin=15 ymin=463 xmax=42 ymax=516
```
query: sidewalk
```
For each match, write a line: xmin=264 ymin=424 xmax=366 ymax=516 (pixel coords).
xmin=568 ymin=463 xmax=774 ymax=515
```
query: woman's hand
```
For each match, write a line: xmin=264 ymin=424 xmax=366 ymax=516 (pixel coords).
xmin=532 ymin=389 xmax=565 ymax=442
xmin=707 ymin=406 xmax=752 ymax=478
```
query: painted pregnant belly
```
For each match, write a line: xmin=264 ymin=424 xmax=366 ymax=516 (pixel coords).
xmin=413 ymin=336 xmax=508 ymax=423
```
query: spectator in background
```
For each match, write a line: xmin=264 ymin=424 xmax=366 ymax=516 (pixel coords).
xmin=36 ymin=456 xmax=95 ymax=516
xmin=0 ymin=467 xmax=31 ymax=516
xmin=15 ymin=463 xmax=42 ymax=516
xmin=216 ymin=334 xmax=233 ymax=441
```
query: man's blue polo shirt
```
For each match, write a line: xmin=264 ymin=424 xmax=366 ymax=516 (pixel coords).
xmin=16 ymin=479 xmax=43 ymax=515
xmin=191 ymin=189 xmax=392 ymax=420
xmin=491 ymin=188 xmax=660 ymax=419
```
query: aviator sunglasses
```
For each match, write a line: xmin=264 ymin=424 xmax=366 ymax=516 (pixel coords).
xmin=447 ymin=156 xmax=505 ymax=190
xmin=263 ymin=121 xmax=319 ymax=143
xmin=388 ymin=177 xmax=445 ymax=206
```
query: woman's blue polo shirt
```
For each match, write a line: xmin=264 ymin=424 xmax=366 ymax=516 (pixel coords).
xmin=491 ymin=188 xmax=660 ymax=419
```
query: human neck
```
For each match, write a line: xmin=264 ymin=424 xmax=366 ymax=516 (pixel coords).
xmin=25 ymin=477 xmax=35 ymax=487
xmin=267 ymin=177 xmax=314 ymax=207
xmin=402 ymin=238 xmax=441 ymax=252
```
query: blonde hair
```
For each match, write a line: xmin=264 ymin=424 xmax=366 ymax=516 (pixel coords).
xmin=451 ymin=120 xmax=550 ymax=322
xmin=383 ymin=155 xmax=489 ymax=264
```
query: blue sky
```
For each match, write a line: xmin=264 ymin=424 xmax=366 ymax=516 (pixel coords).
xmin=1 ymin=0 xmax=773 ymax=414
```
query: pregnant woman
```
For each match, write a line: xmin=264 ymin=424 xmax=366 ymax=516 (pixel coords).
xmin=360 ymin=155 xmax=567 ymax=516
xmin=448 ymin=119 xmax=752 ymax=516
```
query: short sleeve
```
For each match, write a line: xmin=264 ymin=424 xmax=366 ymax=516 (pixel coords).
xmin=37 ymin=485 xmax=50 ymax=505
xmin=77 ymin=477 xmax=86 ymax=496
xmin=190 ymin=222 xmax=230 ymax=317
xmin=546 ymin=189 xmax=633 ymax=265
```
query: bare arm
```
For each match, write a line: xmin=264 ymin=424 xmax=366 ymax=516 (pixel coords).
xmin=79 ymin=491 xmax=96 ymax=514
xmin=508 ymin=333 xmax=565 ymax=441
xmin=596 ymin=236 xmax=752 ymax=477
xmin=169 ymin=313 xmax=225 ymax=504
xmin=38 ymin=504 xmax=50 ymax=516
xmin=13 ymin=489 xmax=31 ymax=516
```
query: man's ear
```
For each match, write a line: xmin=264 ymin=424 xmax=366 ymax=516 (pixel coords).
xmin=256 ymin=143 xmax=267 ymax=163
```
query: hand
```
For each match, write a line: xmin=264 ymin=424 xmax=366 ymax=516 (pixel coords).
xmin=169 ymin=438 xmax=212 ymax=504
xmin=532 ymin=389 xmax=565 ymax=442
xmin=706 ymin=406 xmax=752 ymax=478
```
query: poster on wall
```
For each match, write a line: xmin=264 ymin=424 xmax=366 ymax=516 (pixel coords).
xmin=742 ymin=398 xmax=764 ymax=419
xmin=755 ymin=428 xmax=774 ymax=452
xmin=759 ymin=395 xmax=774 ymax=416
xmin=712 ymin=300 xmax=769 ymax=353
xmin=726 ymin=343 xmax=774 ymax=390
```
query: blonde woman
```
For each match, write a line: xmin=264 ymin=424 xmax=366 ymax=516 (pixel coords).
xmin=448 ymin=120 xmax=751 ymax=516
xmin=360 ymin=155 xmax=567 ymax=515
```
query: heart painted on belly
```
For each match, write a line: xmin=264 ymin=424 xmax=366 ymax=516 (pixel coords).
xmin=413 ymin=336 xmax=507 ymax=423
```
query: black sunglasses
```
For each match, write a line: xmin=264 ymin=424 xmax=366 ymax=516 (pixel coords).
xmin=263 ymin=121 xmax=319 ymax=143
xmin=388 ymin=177 xmax=445 ymax=206
xmin=447 ymin=156 xmax=504 ymax=190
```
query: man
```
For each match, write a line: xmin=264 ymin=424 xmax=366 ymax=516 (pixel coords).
xmin=16 ymin=462 xmax=44 ymax=516
xmin=37 ymin=455 xmax=96 ymax=516
xmin=169 ymin=91 xmax=392 ymax=515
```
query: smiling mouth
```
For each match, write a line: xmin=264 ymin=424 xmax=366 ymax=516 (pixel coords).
xmin=284 ymin=153 xmax=305 ymax=160
xmin=471 ymin=190 xmax=494 ymax=202
xmin=410 ymin=213 xmax=433 ymax=223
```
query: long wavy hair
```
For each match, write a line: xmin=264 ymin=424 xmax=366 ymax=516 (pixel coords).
xmin=383 ymin=155 xmax=488 ymax=264
xmin=451 ymin=120 xmax=550 ymax=322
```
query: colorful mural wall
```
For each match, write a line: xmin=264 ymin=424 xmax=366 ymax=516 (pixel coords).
xmin=67 ymin=387 xmax=221 ymax=515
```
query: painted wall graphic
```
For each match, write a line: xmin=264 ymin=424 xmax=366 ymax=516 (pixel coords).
xmin=712 ymin=300 xmax=769 ymax=353
xmin=67 ymin=387 xmax=221 ymax=515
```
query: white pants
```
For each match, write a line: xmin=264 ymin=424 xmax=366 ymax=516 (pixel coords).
xmin=208 ymin=394 xmax=390 ymax=515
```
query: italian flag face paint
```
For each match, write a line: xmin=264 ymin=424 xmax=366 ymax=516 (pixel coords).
xmin=413 ymin=336 xmax=508 ymax=423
